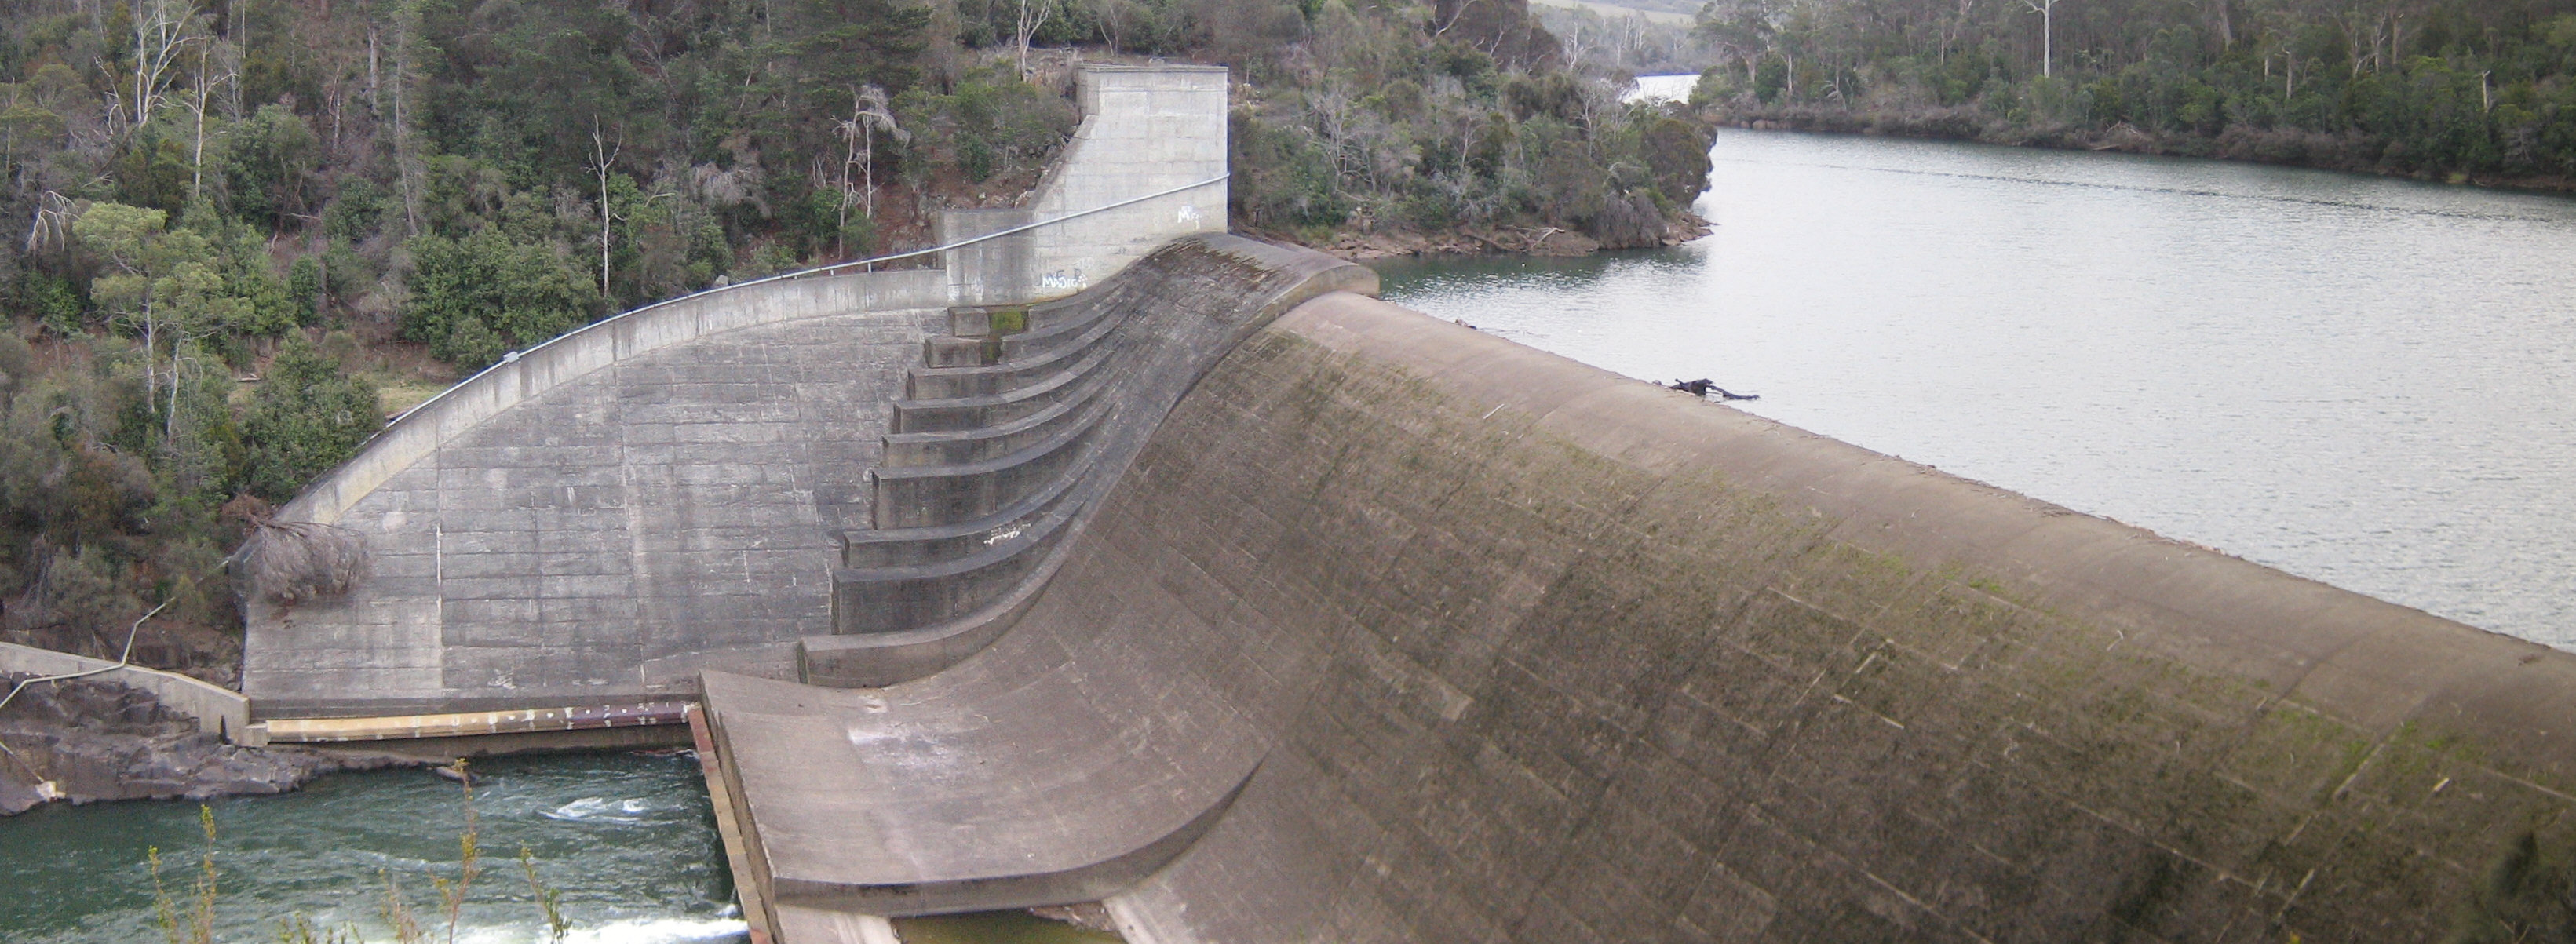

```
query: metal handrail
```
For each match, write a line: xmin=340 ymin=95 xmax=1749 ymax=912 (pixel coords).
xmin=726 ymin=172 xmax=1231 ymax=288
xmin=389 ymin=172 xmax=1230 ymax=426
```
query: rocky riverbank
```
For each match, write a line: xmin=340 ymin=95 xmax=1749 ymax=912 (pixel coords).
xmin=0 ymin=674 xmax=403 ymax=815
xmin=1260 ymin=211 xmax=1717 ymax=262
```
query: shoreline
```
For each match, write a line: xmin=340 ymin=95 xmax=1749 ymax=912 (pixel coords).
xmin=0 ymin=673 xmax=419 ymax=815
xmin=1706 ymin=104 xmax=2576 ymax=196
xmin=1253 ymin=210 xmax=1715 ymax=262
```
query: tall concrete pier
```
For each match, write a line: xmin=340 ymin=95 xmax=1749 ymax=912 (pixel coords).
xmin=246 ymin=62 xmax=2576 ymax=944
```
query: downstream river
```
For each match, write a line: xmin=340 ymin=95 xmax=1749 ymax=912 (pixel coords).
xmin=1377 ymin=128 xmax=2576 ymax=648
xmin=9 ymin=130 xmax=2574 ymax=940
xmin=0 ymin=753 xmax=746 ymax=943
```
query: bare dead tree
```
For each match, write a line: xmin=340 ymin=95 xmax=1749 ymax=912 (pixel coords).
xmin=187 ymin=41 xmax=238 ymax=203
xmin=122 ymin=0 xmax=204 ymax=133
xmin=834 ymin=85 xmax=908 ymax=258
xmin=1016 ymin=0 xmax=1056 ymax=77
xmin=593 ymin=117 xmax=622 ymax=293
xmin=2025 ymin=0 xmax=2059 ymax=77
xmin=24 ymin=191 xmax=75 ymax=254
xmin=1432 ymin=0 xmax=1487 ymax=38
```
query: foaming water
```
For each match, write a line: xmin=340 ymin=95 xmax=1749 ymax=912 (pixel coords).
xmin=1377 ymin=129 xmax=2576 ymax=647
xmin=0 ymin=753 xmax=746 ymax=943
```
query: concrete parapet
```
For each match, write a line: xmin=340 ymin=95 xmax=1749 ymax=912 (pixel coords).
xmin=0 ymin=643 xmax=250 ymax=742
xmin=942 ymin=65 xmax=1228 ymax=306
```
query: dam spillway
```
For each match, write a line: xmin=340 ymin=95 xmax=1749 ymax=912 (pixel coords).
xmin=238 ymin=64 xmax=2576 ymax=944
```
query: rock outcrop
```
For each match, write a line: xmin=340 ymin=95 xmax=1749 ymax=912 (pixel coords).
xmin=0 ymin=675 xmax=371 ymax=815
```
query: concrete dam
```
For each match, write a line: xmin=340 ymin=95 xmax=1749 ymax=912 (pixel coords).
xmin=243 ymin=65 xmax=2576 ymax=943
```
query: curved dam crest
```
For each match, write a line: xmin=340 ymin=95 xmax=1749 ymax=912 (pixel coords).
xmin=237 ymin=65 xmax=2576 ymax=942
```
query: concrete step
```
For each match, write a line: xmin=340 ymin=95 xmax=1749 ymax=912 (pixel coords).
xmin=830 ymin=498 xmax=1082 ymax=633
xmin=870 ymin=414 xmax=1104 ymax=530
xmin=945 ymin=304 xmax=1031 ymax=337
xmin=902 ymin=307 xmax=1127 ymax=401
xmin=921 ymin=334 xmax=1004 ymax=368
xmin=881 ymin=384 xmax=1110 ymax=468
xmin=839 ymin=456 xmax=1089 ymax=570
xmin=892 ymin=345 xmax=1116 ymax=433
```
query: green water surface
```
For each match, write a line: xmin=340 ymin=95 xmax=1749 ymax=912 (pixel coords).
xmin=0 ymin=752 xmax=746 ymax=943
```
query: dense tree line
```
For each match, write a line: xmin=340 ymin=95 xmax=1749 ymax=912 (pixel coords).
xmin=0 ymin=0 xmax=1085 ymax=669
xmin=0 ymin=0 xmax=1717 ymax=670
xmin=1683 ymin=0 xmax=2576 ymax=181
xmin=1223 ymin=0 xmax=1715 ymax=250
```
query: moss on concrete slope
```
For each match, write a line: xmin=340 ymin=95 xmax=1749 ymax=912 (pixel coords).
xmin=1096 ymin=292 xmax=2576 ymax=942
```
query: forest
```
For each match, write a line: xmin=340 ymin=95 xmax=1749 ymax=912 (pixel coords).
xmin=1680 ymin=0 xmax=2576 ymax=181
xmin=0 ymin=0 xmax=1709 ymax=674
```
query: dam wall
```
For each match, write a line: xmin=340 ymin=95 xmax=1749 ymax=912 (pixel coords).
xmin=242 ymin=64 xmax=1230 ymax=720
xmin=708 ymin=284 xmax=2576 ymax=942
xmin=244 ymin=270 xmax=948 ymax=717
xmin=1093 ymin=295 xmax=2576 ymax=942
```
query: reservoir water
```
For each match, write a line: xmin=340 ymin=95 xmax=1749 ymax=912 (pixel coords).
xmin=9 ymin=129 xmax=2576 ymax=939
xmin=1377 ymin=128 xmax=2576 ymax=648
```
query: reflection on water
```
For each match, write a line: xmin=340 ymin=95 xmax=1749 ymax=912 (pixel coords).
xmin=0 ymin=753 xmax=746 ymax=944
xmin=1376 ymin=129 xmax=2576 ymax=647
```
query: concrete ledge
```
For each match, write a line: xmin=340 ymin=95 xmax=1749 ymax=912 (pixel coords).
xmin=0 ymin=643 xmax=250 ymax=742
xmin=254 ymin=701 xmax=690 ymax=744
xmin=702 ymin=670 xmax=1265 ymax=918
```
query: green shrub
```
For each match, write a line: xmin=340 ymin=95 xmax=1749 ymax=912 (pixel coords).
xmin=240 ymin=341 xmax=381 ymax=503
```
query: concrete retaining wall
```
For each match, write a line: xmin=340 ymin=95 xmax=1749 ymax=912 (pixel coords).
xmin=761 ymin=290 xmax=2576 ymax=942
xmin=0 ymin=643 xmax=250 ymax=741
xmin=243 ymin=270 xmax=947 ymax=718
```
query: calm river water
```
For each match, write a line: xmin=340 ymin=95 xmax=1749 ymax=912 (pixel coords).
xmin=1377 ymin=128 xmax=2576 ymax=647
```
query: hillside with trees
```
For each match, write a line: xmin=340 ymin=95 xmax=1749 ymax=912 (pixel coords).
xmin=1683 ymin=0 xmax=2576 ymax=186
xmin=0 ymin=0 xmax=1711 ymax=677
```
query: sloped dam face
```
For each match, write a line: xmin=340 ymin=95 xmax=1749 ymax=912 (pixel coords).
xmin=252 ymin=238 xmax=2576 ymax=942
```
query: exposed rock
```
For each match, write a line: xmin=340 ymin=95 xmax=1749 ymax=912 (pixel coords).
xmin=1283 ymin=210 xmax=1712 ymax=263
xmin=0 ymin=673 xmax=400 ymax=815
xmin=1589 ymin=191 xmax=1666 ymax=250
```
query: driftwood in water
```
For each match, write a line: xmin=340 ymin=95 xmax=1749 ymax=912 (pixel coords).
xmin=1669 ymin=378 xmax=1759 ymax=401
